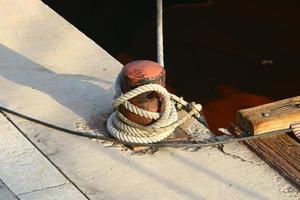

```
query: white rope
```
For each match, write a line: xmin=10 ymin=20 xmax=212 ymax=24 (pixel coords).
xmin=107 ymin=76 xmax=203 ymax=144
xmin=291 ymin=121 xmax=300 ymax=139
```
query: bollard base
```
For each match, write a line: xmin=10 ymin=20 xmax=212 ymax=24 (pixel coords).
xmin=129 ymin=110 xmax=215 ymax=153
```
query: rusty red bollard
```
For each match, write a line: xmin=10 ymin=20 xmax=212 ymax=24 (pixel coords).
xmin=119 ymin=60 xmax=166 ymax=126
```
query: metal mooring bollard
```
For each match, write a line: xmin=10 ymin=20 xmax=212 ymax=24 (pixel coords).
xmin=119 ymin=60 xmax=166 ymax=126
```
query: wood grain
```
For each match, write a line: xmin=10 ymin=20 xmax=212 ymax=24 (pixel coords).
xmin=240 ymin=135 xmax=300 ymax=188
xmin=236 ymin=96 xmax=300 ymax=188
xmin=237 ymin=96 xmax=300 ymax=135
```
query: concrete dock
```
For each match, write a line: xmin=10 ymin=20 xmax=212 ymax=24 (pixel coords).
xmin=0 ymin=0 xmax=299 ymax=199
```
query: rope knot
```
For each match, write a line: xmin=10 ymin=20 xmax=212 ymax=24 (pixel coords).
xmin=107 ymin=75 xmax=205 ymax=144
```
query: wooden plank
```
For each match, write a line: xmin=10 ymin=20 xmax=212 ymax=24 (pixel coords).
xmin=242 ymin=135 xmax=300 ymax=188
xmin=235 ymin=96 xmax=300 ymax=188
xmin=237 ymin=96 xmax=300 ymax=135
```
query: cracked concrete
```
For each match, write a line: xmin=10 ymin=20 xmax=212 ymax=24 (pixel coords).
xmin=17 ymin=183 xmax=68 ymax=196
xmin=217 ymin=144 xmax=265 ymax=166
xmin=18 ymin=183 xmax=86 ymax=200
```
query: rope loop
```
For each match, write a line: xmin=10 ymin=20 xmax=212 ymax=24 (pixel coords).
xmin=107 ymin=76 xmax=204 ymax=144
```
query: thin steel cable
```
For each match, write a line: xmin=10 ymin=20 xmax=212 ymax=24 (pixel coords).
xmin=0 ymin=106 xmax=293 ymax=148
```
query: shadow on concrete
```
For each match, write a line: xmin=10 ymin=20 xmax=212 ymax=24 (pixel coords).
xmin=0 ymin=46 xmax=277 ymax=200
xmin=0 ymin=44 xmax=113 ymax=123
xmin=172 ymin=152 xmax=272 ymax=200
xmin=96 ymin=148 xmax=207 ymax=200
xmin=91 ymin=146 xmax=271 ymax=200
xmin=0 ymin=46 xmax=206 ymax=199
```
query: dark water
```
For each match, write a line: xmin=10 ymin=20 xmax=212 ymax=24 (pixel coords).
xmin=42 ymin=0 xmax=300 ymax=133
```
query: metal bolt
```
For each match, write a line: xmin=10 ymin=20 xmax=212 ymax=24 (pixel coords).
xmin=261 ymin=59 xmax=273 ymax=67
xmin=262 ymin=112 xmax=271 ymax=117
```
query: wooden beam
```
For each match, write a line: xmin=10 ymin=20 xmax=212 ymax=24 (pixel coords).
xmin=235 ymin=96 xmax=300 ymax=188
xmin=237 ymin=96 xmax=300 ymax=135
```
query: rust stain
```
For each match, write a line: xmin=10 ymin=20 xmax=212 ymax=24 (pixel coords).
xmin=120 ymin=60 xmax=165 ymax=125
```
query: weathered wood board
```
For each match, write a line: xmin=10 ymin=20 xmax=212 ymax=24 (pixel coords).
xmin=237 ymin=96 xmax=300 ymax=135
xmin=236 ymin=96 xmax=300 ymax=188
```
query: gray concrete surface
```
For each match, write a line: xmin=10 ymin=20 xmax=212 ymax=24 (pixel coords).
xmin=0 ymin=0 xmax=299 ymax=200
xmin=0 ymin=115 xmax=87 ymax=199
xmin=0 ymin=180 xmax=18 ymax=200
xmin=18 ymin=184 xmax=87 ymax=200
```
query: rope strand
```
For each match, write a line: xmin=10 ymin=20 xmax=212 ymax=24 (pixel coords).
xmin=107 ymin=77 xmax=204 ymax=144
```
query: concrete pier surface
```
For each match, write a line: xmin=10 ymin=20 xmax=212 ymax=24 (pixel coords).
xmin=0 ymin=0 xmax=299 ymax=199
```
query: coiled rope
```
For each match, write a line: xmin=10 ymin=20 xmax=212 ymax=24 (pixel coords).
xmin=106 ymin=74 xmax=204 ymax=144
